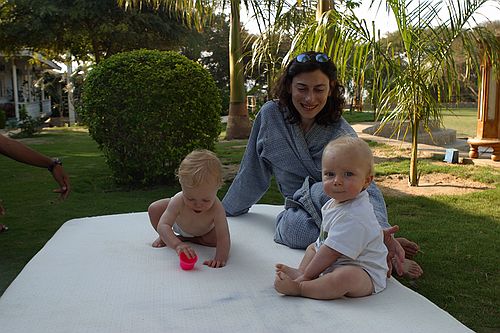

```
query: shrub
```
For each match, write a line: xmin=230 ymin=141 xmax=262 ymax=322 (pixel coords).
xmin=80 ymin=50 xmax=222 ymax=185
xmin=10 ymin=106 xmax=41 ymax=138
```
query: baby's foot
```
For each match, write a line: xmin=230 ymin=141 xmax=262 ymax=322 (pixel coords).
xmin=152 ymin=237 xmax=166 ymax=248
xmin=275 ymin=263 xmax=302 ymax=280
xmin=274 ymin=271 xmax=301 ymax=296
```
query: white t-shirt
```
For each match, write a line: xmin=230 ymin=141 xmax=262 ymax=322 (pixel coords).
xmin=316 ymin=191 xmax=388 ymax=293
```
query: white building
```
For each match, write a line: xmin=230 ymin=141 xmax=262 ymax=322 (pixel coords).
xmin=0 ymin=50 xmax=61 ymax=121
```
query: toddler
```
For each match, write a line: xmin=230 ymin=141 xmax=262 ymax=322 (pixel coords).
xmin=149 ymin=149 xmax=230 ymax=268
xmin=275 ymin=137 xmax=388 ymax=299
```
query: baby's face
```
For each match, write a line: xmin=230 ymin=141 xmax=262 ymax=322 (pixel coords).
xmin=181 ymin=181 xmax=219 ymax=214
xmin=322 ymin=148 xmax=372 ymax=203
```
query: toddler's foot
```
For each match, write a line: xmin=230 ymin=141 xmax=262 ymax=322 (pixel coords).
xmin=274 ymin=271 xmax=301 ymax=296
xmin=275 ymin=263 xmax=302 ymax=280
xmin=152 ymin=237 xmax=166 ymax=248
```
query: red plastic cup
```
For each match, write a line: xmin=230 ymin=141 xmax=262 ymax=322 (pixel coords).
xmin=179 ymin=252 xmax=198 ymax=270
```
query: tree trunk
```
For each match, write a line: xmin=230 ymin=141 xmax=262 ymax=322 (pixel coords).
xmin=409 ymin=118 xmax=420 ymax=186
xmin=316 ymin=0 xmax=333 ymax=20
xmin=316 ymin=0 xmax=335 ymax=55
xmin=225 ymin=0 xmax=251 ymax=140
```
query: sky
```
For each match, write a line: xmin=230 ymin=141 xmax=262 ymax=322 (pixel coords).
xmin=241 ymin=0 xmax=500 ymax=37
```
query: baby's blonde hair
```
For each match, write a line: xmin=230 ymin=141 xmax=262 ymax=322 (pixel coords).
xmin=177 ymin=149 xmax=223 ymax=189
xmin=323 ymin=137 xmax=374 ymax=176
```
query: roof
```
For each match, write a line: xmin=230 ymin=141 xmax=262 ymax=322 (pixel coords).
xmin=0 ymin=50 xmax=61 ymax=70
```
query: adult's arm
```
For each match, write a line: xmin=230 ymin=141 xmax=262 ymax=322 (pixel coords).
xmin=222 ymin=107 xmax=273 ymax=216
xmin=0 ymin=134 xmax=54 ymax=167
xmin=366 ymin=181 xmax=389 ymax=228
xmin=0 ymin=134 xmax=70 ymax=199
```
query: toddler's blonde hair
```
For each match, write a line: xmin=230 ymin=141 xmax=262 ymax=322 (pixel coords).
xmin=323 ymin=137 xmax=374 ymax=177
xmin=177 ymin=149 xmax=223 ymax=189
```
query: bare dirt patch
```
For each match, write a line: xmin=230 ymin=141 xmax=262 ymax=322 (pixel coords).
xmin=371 ymin=145 xmax=496 ymax=196
xmin=375 ymin=173 xmax=495 ymax=197
xmin=220 ymin=144 xmax=496 ymax=197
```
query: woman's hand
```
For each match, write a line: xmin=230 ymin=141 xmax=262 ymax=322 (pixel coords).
xmin=383 ymin=225 xmax=405 ymax=277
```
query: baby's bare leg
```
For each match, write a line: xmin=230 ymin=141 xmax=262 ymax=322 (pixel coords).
xmin=179 ymin=227 xmax=217 ymax=247
xmin=300 ymin=265 xmax=374 ymax=300
xmin=148 ymin=198 xmax=170 ymax=247
xmin=276 ymin=243 xmax=316 ymax=279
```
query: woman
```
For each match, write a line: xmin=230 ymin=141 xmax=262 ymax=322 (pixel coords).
xmin=222 ymin=51 xmax=418 ymax=276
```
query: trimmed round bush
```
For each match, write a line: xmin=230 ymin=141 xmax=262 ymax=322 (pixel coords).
xmin=80 ymin=50 xmax=221 ymax=185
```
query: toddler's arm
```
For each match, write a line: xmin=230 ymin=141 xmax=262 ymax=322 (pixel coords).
xmin=156 ymin=194 xmax=196 ymax=258
xmin=204 ymin=203 xmax=231 ymax=268
xmin=301 ymin=245 xmax=341 ymax=280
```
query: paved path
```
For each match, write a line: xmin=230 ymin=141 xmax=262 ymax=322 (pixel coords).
xmin=352 ymin=122 xmax=499 ymax=169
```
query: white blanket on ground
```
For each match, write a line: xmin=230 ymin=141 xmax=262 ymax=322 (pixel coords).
xmin=0 ymin=204 xmax=472 ymax=333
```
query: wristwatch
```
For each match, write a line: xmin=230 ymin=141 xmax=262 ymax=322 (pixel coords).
xmin=48 ymin=158 xmax=63 ymax=173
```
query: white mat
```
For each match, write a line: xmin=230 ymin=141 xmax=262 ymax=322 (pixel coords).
xmin=0 ymin=204 xmax=472 ymax=333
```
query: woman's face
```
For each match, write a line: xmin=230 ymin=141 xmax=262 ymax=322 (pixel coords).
xmin=290 ymin=69 xmax=331 ymax=131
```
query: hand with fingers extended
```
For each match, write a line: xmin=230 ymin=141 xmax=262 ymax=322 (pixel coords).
xmin=175 ymin=243 xmax=197 ymax=260
xmin=203 ymin=256 xmax=227 ymax=268
xmin=383 ymin=225 xmax=405 ymax=277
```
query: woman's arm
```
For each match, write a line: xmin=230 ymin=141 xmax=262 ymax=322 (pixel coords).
xmin=366 ymin=181 xmax=389 ymax=228
xmin=222 ymin=107 xmax=273 ymax=216
xmin=204 ymin=203 xmax=231 ymax=268
xmin=156 ymin=194 xmax=196 ymax=258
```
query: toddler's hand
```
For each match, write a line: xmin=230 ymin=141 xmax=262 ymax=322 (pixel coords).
xmin=203 ymin=258 xmax=226 ymax=268
xmin=175 ymin=243 xmax=196 ymax=259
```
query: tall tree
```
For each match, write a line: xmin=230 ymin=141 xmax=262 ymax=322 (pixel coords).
xmin=245 ymin=1 xmax=311 ymax=100
xmin=373 ymin=0 xmax=499 ymax=186
xmin=225 ymin=0 xmax=251 ymax=139
xmin=261 ymin=0 xmax=499 ymax=186
xmin=119 ymin=0 xmax=253 ymax=139
xmin=0 ymin=0 xmax=191 ymax=62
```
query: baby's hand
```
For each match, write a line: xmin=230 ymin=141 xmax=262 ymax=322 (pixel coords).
xmin=203 ymin=258 xmax=226 ymax=268
xmin=175 ymin=243 xmax=196 ymax=259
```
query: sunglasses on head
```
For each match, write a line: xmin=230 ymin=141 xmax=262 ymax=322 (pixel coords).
xmin=295 ymin=52 xmax=330 ymax=63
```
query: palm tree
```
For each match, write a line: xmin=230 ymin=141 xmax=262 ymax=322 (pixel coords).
xmin=372 ymin=0 xmax=499 ymax=185
xmin=283 ymin=0 xmax=500 ymax=186
xmin=226 ymin=0 xmax=251 ymax=139
xmin=245 ymin=1 xmax=313 ymax=99
xmin=119 ymin=0 xmax=251 ymax=139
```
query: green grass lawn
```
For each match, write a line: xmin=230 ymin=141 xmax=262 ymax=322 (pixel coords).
xmin=1 ymin=126 xmax=499 ymax=332
xmin=440 ymin=107 xmax=477 ymax=138
xmin=344 ymin=107 xmax=478 ymax=138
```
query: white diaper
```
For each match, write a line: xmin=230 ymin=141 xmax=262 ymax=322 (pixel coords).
xmin=172 ymin=223 xmax=194 ymax=238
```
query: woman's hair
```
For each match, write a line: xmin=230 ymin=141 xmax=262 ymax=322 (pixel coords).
xmin=323 ymin=137 xmax=374 ymax=177
xmin=176 ymin=149 xmax=223 ymax=189
xmin=273 ymin=51 xmax=345 ymax=126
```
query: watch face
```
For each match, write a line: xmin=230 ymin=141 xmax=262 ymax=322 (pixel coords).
xmin=48 ymin=158 xmax=62 ymax=172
